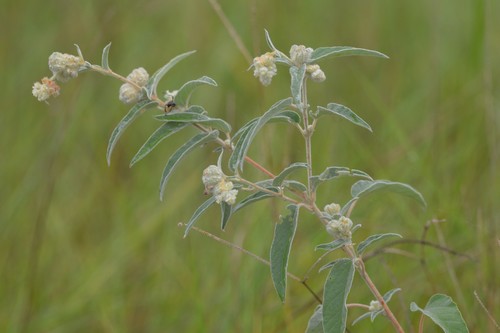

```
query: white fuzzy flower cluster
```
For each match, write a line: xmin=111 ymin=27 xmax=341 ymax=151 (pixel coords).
xmin=119 ymin=67 xmax=149 ymax=104
xmin=290 ymin=44 xmax=313 ymax=65
xmin=326 ymin=216 xmax=353 ymax=240
xmin=32 ymin=77 xmax=60 ymax=102
xmin=202 ymin=165 xmax=238 ymax=205
xmin=369 ymin=300 xmax=383 ymax=312
xmin=324 ymin=203 xmax=341 ymax=216
xmin=252 ymin=52 xmax=277 ymax=86
xmin=306 ymin=64 xmax=326 ymax=83
xmin=48 ymin=52 xmax=85 ymax=82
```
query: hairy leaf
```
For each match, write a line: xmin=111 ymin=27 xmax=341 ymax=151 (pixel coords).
xmin=290 ymin=64 xmax=306 ymax=105
xmin=410 ymin=294 xmax=469 ymax=333
xmin=229 ymin=98 xmax=292 ymax=172
xmin=145 ymin=51 xmax=196 ymax=99
xmin=156 ymin=109 xmax=231 ymax=133
xmin=311 ymin=166 xmax=372 ymax=190
xmin=351 ymin=179 xmax=427 ymax=208
xmin=220 ymin=202 xmax=232 ymax=230
xmin=232 ymin=186 xmax=279 ymax=214
xmin=101 ymin=42 xmax=112 ymax=70
xmin=323 ymin=258 xmax=355 ymax=333
xmin=184 ymin=197 xmax=216 ymax=237
xmin=175 ymin=76 xmax=217 ymax=107
xmin=306 ymin=305 xmax=324 ymax=333
xmin=310 ymin=46 xmax=389 ymax=62
xmin=107 ymin=100 xmax=157 ymax=165
xmin=315 ymin=239 xmax=349 ymax=252
xmin=160 ymin=130 xmax=219 ymax=200
xmin=315 ymin=103 xmax=372 ymax=132
xmin=130 ymin=122 xmax=188 ymax=167
xmin=270 ymin=204 xmax=299 ymax=302
xmin=272 ymin=162 xmax=308 ymax=187
xmin=357 ymin=233 xmax=402 ymax=255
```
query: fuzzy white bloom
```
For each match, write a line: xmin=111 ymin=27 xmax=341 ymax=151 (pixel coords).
xmin=164 ymin=89 xmax=178 ymax=101
xmin=48 ymin=52 xmax=85 ymax=82
xmin=290 ymin=44 xmax=313 ymax=65
xmin=202 ymin=165 xmax=225 ymax=192
xmin=369 ymin=300 xmax=383 ymax=312
xmin=202 ymin=165 xmax=238 ymax=205
xmin=32 ymin=77 xmax=60 ymax=102
xmin=306 ymin=64 xmax=326 ymax=83
xmin=252 ymin=52 xmax=277 ymax=86
xmin=118 ymin=67 xmax=149 ymax=104
xmin=213 ymin=180 xmax=238 ymax=205
xmin=324 ymin=203 xmax=341 ymax=216
xmin=326 ymin=216 xmax=353 ymax=240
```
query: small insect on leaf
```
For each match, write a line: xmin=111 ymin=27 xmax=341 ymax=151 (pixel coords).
xmin=164 ymin=100 xmax=176 ymax=113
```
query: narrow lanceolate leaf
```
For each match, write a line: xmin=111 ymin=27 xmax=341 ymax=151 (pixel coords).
xmin=232 ymin=110 xmax=300 ymax=141
xmin=315 ymin=239 xmax=349 ymax=252
xmin=310 ymin=166 xmax=372 ymax=191
xmin=310 ymin=46 xmax=389 ymax=63
xmin=160 ymin=130 xmax=219 ymax=201
xmin=220 ymin=202 xmax=232 ymax=230
xmin=270 ymin=204 xmax=299 ymax=302
xmin=351 ymin=179 xmax=427 ymax=208
xmin=272 ymin=162 xmax=308 ymax=187
xmin=156 ymin=110 xmax=231 ymax=133
xmin=229 ymin=97 xmax=293 ymax=172
xmin=174 ymin=76 xmax=217 ymax=107
xmin=290 ymin=64 xmax=306 ymax=106
xmin=107 ymin=100 xmax=157 ymax=165
xmin=184 ymin=197 xmax=217 ymax=237
xmin=323 ymin=258 xmax=355 ymax=333
xmin=145 ymin=50 xmax=196 ymax=99
xmin=232 ymin=186 xmax=279 ymax=214
xmin=101 ymin=42 xmax=112 ymax=70
xmin=357 ymin=233 xmax=402 ymax=255
xmin=306 ymin=305 xmax=324 ymax=333
xmin=410 ymin=294 xmax=469 ymax=333
xmin=130 ymin=122 xmax=188 ymax=167
xmin=315 ymin=104 xmax=372 ymax=132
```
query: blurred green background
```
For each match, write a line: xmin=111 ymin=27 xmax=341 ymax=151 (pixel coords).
xmin=1 ymin=0 xmax=498 ymax=332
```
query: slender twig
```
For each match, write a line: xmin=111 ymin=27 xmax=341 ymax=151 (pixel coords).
xmin=474 ymin=290 xmax=500 ymax=330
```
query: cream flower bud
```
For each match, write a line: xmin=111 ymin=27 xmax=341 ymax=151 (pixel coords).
xmin=48 ymin=52 xmax=85 ymax=82
xmin=290 ymin=45 xmax=313 ymax=65
xmin=326 ymin=216 xmax=353 ymax=240
xmin=213 ymin=181 xmax=238 ymax=205
xmin=202 ymin=165 xmax=225 ymax=191
xmin=32 ymin=77 xmax=60 ymax=102
xmin=306 ymin=64 xmax=326 ymax=82
xmin=252 ymin=52 xmax=277 ymax=86
xmin=369 ymin=300 xmax=383 ymax=312
xmin=324 ymin=203 xmax=341 ymax=216
xmin=118 ymin=67 xmax=149 ymax=104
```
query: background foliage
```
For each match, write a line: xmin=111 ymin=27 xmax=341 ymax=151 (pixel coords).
xmin=0 ymin=0 xmax=498 ymax=332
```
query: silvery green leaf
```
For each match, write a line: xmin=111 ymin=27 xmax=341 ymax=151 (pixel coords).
xmin=101 ymin=42 xmax=112 ymax=70
xmin=272 ymin=162 xmax=308 ymax=186
xmin=130 ymin=122 xmax=188 ymax=167
xmin=310 ymin=46 xmax=389 ymax=63
xmin=310 ymin=166 xmax=372 ymax=190
xmin=315 ymin=103 xmax=372 ymax=132
xmin=175 ymin=76 xmax=217 ymax=107
xmin=270 ymin=204 xmax=299 ymax=302
xmin=290 ymin=64 xmax=306 ymax=106
xmin=383 ymin=288 xmax=402 ymax=302
xmin=322 ymin=258 xmax=355 ymax=333
xmin=155 ymin=109 xmax=231 ymax=133
xmin=315 ymin=239 xmax=348 ymax=252
xmin=107 ymin=100 xmax=157 ymax=165
xmin=340 ymin=197 xmax=358 ymax=216
xmin=357 ymin=233 xmax=402 ymax=255
xmin=159 ymin=130 xmax=219 ymax=201
xmin=184 ymin=196 xmax=216 ymax=237
xmin=410 ymin=294 xmax=469 ymax=333
xmin=229 ymin=98 xmax=292 ymax=172
xmin=269 ymin=110 xmax=301 ymax=124
xmin=145 ymin=50 xmax=196 ymax=99
xmin=74 ymin=44 xmax=84 ymax=59
xmin=220 ymin=201 xmax=232 ymax=230
xmin=351 ymin=180 xmax=427 ymax=208
xmin=232 ymin=186 xmax=279 ymax=214
xmin=305 ymin=305 xmax=324 ymax=333
xmin=282 ymin=180 xmax=307 ymax=192
xmin=352 ymin=312 xmax=372 ymax=326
